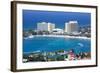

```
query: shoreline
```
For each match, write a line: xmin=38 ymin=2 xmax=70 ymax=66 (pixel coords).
xmin=24 ymin=35 xmax=91 ymax=40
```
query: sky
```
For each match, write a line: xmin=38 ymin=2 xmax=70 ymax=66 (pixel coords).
xmin=23 ymin=10 xmax=91 ymax=30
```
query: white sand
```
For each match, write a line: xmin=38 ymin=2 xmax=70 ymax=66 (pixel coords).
xmin=34 ymin=35 xmax=90 ymax=40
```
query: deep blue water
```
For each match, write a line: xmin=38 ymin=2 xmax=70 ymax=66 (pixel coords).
xmin=23 ymin=37 xmax=91 ymax=54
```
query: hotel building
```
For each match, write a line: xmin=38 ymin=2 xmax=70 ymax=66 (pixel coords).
xmin=65 ymin=21 xmax=78 ymax=34
xmin=37 ymin=22 xmax=55 ymax=32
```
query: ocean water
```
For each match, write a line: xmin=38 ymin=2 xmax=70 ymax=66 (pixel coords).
xmin=23 ymin=37 xmax=91 ymax=54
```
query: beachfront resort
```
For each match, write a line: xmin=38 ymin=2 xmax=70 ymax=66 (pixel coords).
xmin=23 ymin=21 xmax=91 ymax=38
xmin=23 ymin=21 xmax=91 ymax=63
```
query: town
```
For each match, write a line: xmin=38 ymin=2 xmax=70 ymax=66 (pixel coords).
xmin=23 ymin=21 xmax=91 ymax=38
xmin=23 ymin=49 xmax=91 ymax=63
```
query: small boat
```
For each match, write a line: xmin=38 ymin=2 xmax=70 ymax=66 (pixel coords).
xmin=78 ymin=43 xmax=84 ymax=47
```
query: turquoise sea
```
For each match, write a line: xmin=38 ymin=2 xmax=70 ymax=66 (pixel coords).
xmin=23 ymin=36 xmax=91 ymax=54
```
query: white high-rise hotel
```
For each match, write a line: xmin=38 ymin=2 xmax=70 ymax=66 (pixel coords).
xmin=37 ymin=21 xmax=78 ymax=34
xmin=65 ymin=21 xmax=78 ymax=34
xmin=37 ymin=22 xmax=55 ymax=32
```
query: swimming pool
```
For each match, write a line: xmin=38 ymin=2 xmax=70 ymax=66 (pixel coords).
xmin=23 ymin=36 xmax=91 ymax=54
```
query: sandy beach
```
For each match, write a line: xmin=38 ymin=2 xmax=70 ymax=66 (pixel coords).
xmin=27 ymin=35 xmax=91 ymax=40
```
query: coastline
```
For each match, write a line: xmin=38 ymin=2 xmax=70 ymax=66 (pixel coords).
xmin=24 ymin=35 xmax=91 ymax=40
xmin=23 ymin=35 xmax=91 ymax=62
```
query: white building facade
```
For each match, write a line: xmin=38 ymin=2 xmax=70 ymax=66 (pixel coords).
xmin=52 ymin=28 xmax=64 ymax=34
xmin=65 ymin=21 xmax=78 ymax=34
xmin=37 ymin=22 xmax=55 ymax=32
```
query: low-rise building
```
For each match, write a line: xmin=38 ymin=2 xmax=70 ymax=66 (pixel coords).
xmin=52 ymin=28 xmax=64 ymax=34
